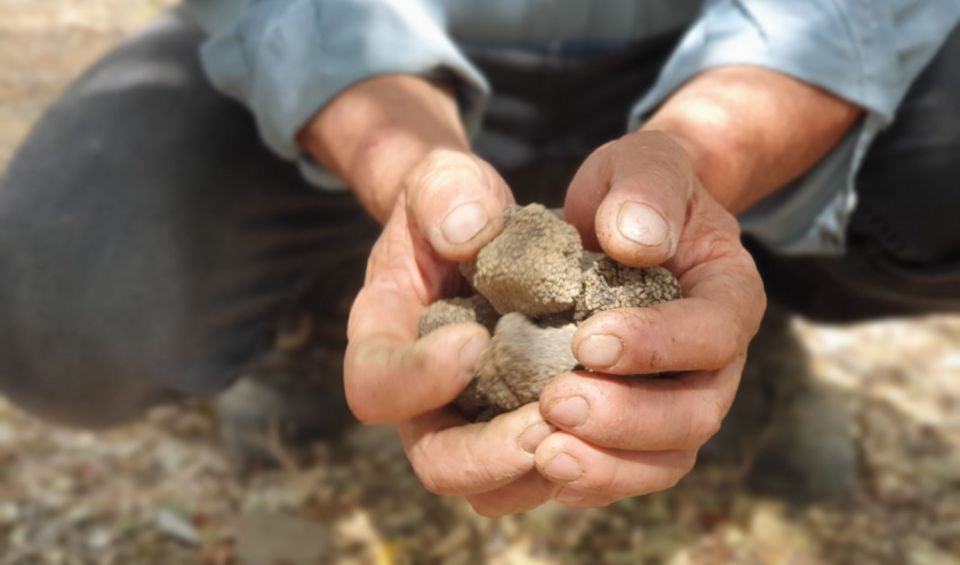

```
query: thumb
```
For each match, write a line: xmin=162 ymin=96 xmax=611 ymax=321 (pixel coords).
xmin=565 ymin=131 xmax=693 ymax=267
xmin=408 ymin=149 xmax=514 ymax=262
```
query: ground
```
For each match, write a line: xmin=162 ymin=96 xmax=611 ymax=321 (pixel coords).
xmin=0 ymin=2 xmax=959 ymax=564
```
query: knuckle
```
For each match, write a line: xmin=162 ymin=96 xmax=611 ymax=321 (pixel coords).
xmin=587 ymin=464 xmax=621 ymax=496
xmin=594 ymin=139 xmax=620 ymax=161
xmin=410 ymin=442 xmax=454 ymax=495
xmin=663 ymin=471 xmax=684 ymax=491
xmin=411 ymin=150 xmax=480 ymax=198
xmin=468 ymin=497 xmax=506 ymax=518
xmin=619 ymin=309 xmax=669 ymax=371
xmin=398 ymin=342 xmax=431 ymax=378
xmin=714 ymin=325 xmax=741 ymax=366
xmin=644 ymin=345 xmax=668 ymax=373
xmin=343 ymin=378 xmax=381 ymax=424
xmin=619 ymin=309 xmax=656 ymax=339
xmin=691 ymin=397 xmax=725 ymax=446
xmin=655 ymin=457 xmax=695 ymax=493
xmin=416 ymin=471 xmax=451 ymax=496
xmin=660 ymin=454 xmax=697 ymax=492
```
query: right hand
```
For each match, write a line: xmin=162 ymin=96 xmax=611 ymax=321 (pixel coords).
xmin=301 ymin=75 xmax=561 ymax=516
xmin=343 ymin=148 xmax=562 ymax=516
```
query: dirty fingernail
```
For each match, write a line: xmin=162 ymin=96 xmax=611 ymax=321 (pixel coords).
xmin=441 ymin=202 xmax=489 ymax=245
xmin=543 ymin=452 xmax=583 ymax=482
xmin=519 ymin=422 xmax=553 ymax=454
xmin=577 ymin=334 xmax=622 ymax=368
xmin=458 ymin=334 xmax=488 ymax=374
xmin=547 ymin=396 xmax=589 ymax=428
xmin=617 ymin=202 xmax=669 ymax=247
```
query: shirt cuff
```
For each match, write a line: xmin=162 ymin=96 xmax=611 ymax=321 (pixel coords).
xmin=197 ymin=0 xmax=490 ymax=190
xmin=627 ymin=0 xmax=959 ymax=255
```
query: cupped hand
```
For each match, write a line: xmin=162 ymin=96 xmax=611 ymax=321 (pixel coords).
xmin=535 ymin=130 xmax=767 ymax=507
xmin=343 ymin=149 xmax=559 ymax=516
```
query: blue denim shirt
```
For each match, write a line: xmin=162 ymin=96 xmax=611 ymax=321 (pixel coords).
xmin=185 ymin=0 xmax=959 ymax=255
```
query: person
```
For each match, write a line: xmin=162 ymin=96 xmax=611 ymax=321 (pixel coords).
xmin=0 ymin=1 xmax=957 ymax=516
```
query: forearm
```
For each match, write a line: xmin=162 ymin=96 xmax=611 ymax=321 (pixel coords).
xmin=297 ymin=74 xmax=469 ymax=223
xmin=642 ymin=66 xmax=863 ymax=214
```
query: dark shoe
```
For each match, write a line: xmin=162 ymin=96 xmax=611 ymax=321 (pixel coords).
xmin=745 ymin=383 xmax=857 ymax=504
xmin=216 ymin=263 xmax=363 ymax=468
xmin=702 ymin=303 xmax=858 ymax=504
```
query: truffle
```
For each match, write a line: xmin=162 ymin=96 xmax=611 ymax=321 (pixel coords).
xmin=474 ymin=313 xmax=578 ymax=412
xmin=460 ymin=204 xmax=583 ymax=316
xmin=418 ymin=203 xmax=682 ymax=417
xmin=575 ymin=254 xmax=681 ymax=321
xmin=418 ymin=295 xmax=499 ymax=336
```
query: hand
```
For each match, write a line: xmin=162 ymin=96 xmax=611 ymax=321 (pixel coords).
xmin=302 ymin=75 xmax=563 ymax=516
xmin=343 ymin=149 xmax=561 ymax=516
xmin=531 ymin=130 xmax=767 ymax=507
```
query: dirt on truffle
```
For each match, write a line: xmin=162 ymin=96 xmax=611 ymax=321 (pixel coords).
xmin=426 ymin=204 xmax=683 ymax=416
xmin=1 ymin=4 xmax=959 ymax=565
xmin=576 ymin=254 xmax=681 ymax=321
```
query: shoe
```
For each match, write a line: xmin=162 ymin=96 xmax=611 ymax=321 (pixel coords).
xmin=745 ymin=383 xmax=857 ymax=505
xmin=701 ymin=303 xmax=858 ymax=504
xmin=216 ymin=266 xmax=362 ymax=469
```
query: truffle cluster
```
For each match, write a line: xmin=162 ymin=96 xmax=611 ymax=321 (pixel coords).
xmin=418 ymin=203 xmax=681 ymax=420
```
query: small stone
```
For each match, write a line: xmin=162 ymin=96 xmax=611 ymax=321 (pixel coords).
xmin=155 ymin=507 xmax=199 ymax=546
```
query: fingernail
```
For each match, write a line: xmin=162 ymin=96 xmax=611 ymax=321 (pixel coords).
xmin=441 ymin=202 xmax=489 ymax=245
xmin=577 ymin=334 xmax=622 ymax=368
xmin=546 ymin=396 xmax=589 ymax=428
xmin=458 ymin=334 xmax=488 ymax=374
xmin=543 ymin=452 xmax=583 ymax=482
xmin=519 ymin=421 xmax=553 ymax=454
xmin=617 ymin=202 xmax=669 ymax=247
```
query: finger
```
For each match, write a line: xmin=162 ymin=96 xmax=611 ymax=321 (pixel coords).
xmin=667 ymin=222 xmax=767 ymax=338
xmin=408 ymin=150 xmax=514 ymax=262
xmin=535 ymin=432 xmax=697 ymax=498
xmin=572 ymin=298 xmax=742 ymax=374
xmin=345 ymin=202 xmax=486 ymax=424
xmin=540 ymin=360 xmax=744 ymax=452
xmin=398 ymin=403 xmax=554 ymax=496
xmin=466 ymin=472 xmax=557 ymax=517
xmin=564 ymin=131 xmax=694 ymax=266
xmin=345 ymin=318 xmax=488 ymax=424
xmin=572 ymin=228 xmax=765 ymax=375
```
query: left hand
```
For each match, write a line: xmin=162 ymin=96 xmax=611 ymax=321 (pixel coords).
xmin=530 ymin=130 xmax=767 ymax=507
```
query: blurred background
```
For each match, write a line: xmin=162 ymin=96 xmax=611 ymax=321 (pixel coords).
xmin=0 ymin=2 xmax=959 ymax=564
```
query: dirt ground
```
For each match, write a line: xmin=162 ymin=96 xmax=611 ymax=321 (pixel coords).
xmin=1 ymin=2 xmax=959 ymax=564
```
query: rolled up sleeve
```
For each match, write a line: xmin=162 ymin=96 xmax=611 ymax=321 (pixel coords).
xmin=629 ymin=0 xmax=960 ymax=255
xmin=186 ymin=0 xmax=490 ymax=189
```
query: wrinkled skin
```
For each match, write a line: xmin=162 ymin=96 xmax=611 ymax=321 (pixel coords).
xmin=343 ymin=132 xmax=765 ymax=516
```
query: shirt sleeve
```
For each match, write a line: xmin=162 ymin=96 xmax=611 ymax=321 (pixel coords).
xmin=184 ymin=0 xmax=490 ymax=190
xmin=628 ymin=0 xmax=960 ymax=255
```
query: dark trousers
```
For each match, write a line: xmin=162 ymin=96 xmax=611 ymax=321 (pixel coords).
xmin=1 ymin=11 xmax=958 ymax=427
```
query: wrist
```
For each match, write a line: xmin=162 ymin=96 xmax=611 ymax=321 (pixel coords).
xmin=640 ymin=66 xmax=862 ymax=214
xmin=298 ymin=74 xmax=470 ymax=222
xmin=641 ymin=112 xmax=747 ymax=212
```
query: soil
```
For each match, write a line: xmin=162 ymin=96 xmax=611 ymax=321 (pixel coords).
xmin=1 ymin=2 xmax=958 ymax=564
